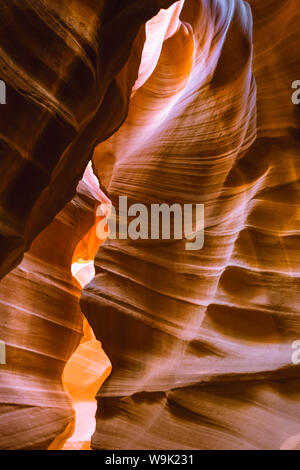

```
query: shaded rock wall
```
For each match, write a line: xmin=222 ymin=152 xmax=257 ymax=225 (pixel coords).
xmin=0 ymin=0 xmax=179 ymax=450
xmin=0 ymin=0 xmax=299 ymax=451
xmin=0 ymin=0 xmax=177 ymax=279
xmin=0 ymin=176 xmax=100 ymax=449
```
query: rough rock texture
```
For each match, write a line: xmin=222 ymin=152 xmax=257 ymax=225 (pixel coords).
xmin=81 ymin=0 xmax=300 ymax=450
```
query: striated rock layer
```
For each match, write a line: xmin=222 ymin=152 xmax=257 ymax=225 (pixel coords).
xmin=0 ymin=0 xmax=178 ymax=449
xmin=0 ymin=0 xmax=299 ymax=451
xmin=0 ymin=173 xmax=101 ymax=449
xmin=81 ymin=0 xmax=300 ymax=450
xmin=0 ymin=0 xmax=177 ymax=280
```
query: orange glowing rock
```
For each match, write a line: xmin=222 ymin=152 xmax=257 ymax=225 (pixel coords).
xmin=58 ymin=163 xmax=112 ymax=451
xmin=0 ymin=0 xmax=300 ymax=452
xmin=61 ymin=339 xmax=111 ymax=450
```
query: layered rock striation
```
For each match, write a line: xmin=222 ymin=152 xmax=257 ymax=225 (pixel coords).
xmin=81 ymin=0 xmax=300 ymax=450
xmin=0 ymin=0 xmax=299 ymax=451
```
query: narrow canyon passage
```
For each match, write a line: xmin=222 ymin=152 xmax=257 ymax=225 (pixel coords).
xmin=0 ymin=163 xmax=111 ymax=450
xmin=81 ymin=0 xmax=300 ymax=450
xmin=0 ymin=173 xmax=98 ymax=449
xmin=49 ymin=164 xmax=112 ymax=450
xmin=0 ymin=0 xmax=299 ymax=451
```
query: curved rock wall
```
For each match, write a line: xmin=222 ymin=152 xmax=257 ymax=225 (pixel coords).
xmin=0 ymin=0 xmax=178 ymax=449
xmin=0 ymin=177 xmax=98 ymax=449
xmin=81 ymin=0 xmax=300 ymax=450
xmin=0 ymin=0 xmax=176 ymax=279
xmin=0 ymin=0 xmax=299 ymax=450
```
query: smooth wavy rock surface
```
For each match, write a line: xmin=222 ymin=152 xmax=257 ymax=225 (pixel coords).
xmin=0 ymin=0 xmax=177 ymax=280
xmin=0 ymin=177 xmax=99 ymax=450
xmin=81 ymin=0 xmax=300 ymax=450
xmin=0 ymin=0 xmax=299 ymax=451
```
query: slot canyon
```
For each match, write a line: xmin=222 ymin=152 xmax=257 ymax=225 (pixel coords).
xmin=0 ymin=0 xmax=300 ymax=451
